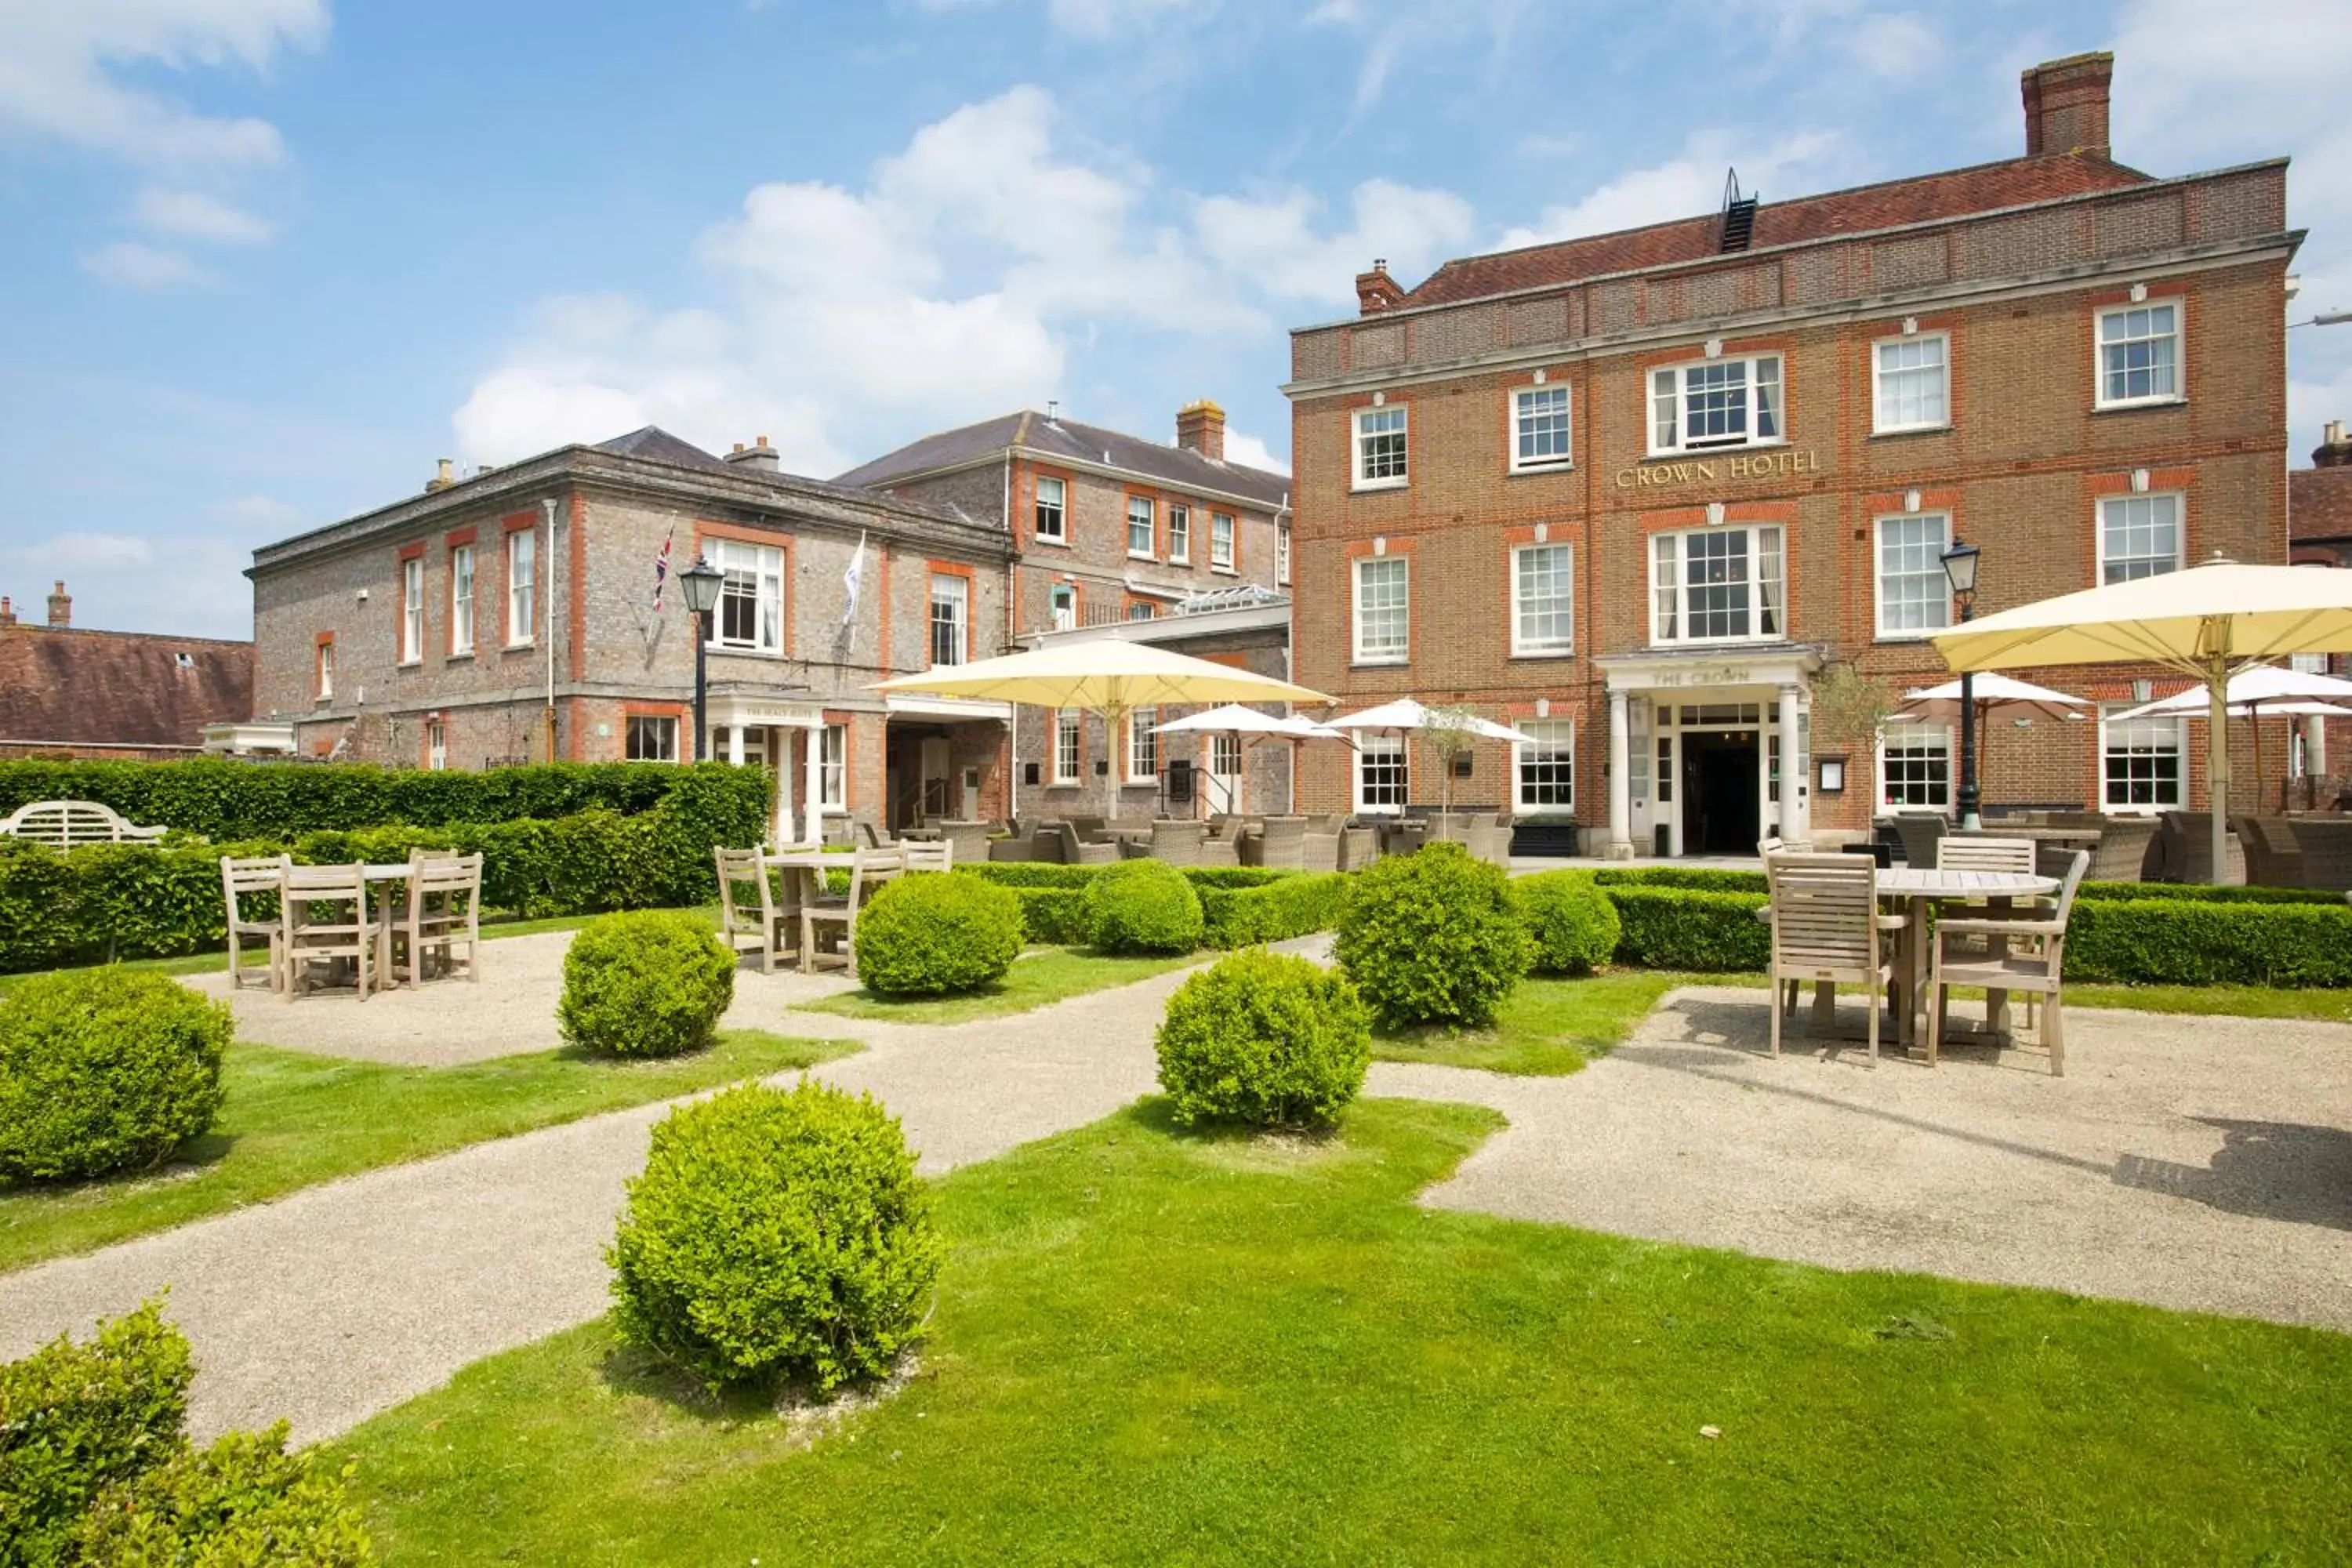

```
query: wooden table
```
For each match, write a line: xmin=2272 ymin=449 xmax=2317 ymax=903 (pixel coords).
xmin=1875 ymin=867 xmax=2058 ymax=1047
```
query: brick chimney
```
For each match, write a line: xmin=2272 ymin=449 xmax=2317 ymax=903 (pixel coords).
xmin=46 ymin=580 xmax=70 ymax=629
xmin=724 ymin=434 xmax=782 ymax=474
xmin=1175 ymin=399 xmax=1225 ymax=461
xmin=1356 ymin=259 xmax=1405 ymax=315
xmin=2022 ymin=52 xmax=2114 ymax=158
xmin=0 ymin=596 xmax=14 ymax=628
xmin=2317 ymin=420 xmax=2352 ymax=468
xmin=424 ymin=457 xmax=456 ymax=493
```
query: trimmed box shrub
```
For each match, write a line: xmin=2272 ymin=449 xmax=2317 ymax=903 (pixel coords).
xmin=1155 ymin=949 xmax=1370 ymax=1129
xmin=1601 ymin=885 xmax=1772 ymax=972
xmin=75 ymin=1425 xmax=374 ymax=1566
xmin=609 ymin=1082 xmax=943 ymax=1392
xmin=1334 ymin=841 xmax=1530 ymax=1029
xmin=1003 ymin=884 xmax=1093 ymax=946
xmin=855 ymin=873 xmax=1025 ymax=996
xmin=1513 ymin=871 xmax=1623 ymax=975
xmin=0 ymin=970 xmax=231 ymax=1183
xmin=558 ymin=911 xmax=735 ymax=1059
xmin=1083 ymin=859 xmax=1206 ymax=955
xmin=1198 ymin=872 xmax=1349 ymax=949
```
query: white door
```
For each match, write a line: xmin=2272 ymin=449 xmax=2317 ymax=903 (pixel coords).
xmin=961 ymin=765 xmax=981 ymax=821
xmin=1208 ymin=734 xmax=1243 ymax=815
xmin=920 ymin=737 xmax=953 ymax=821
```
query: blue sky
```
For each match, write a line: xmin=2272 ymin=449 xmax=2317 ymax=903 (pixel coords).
xmin=2 ymin=0 xmax=2347 ymax=639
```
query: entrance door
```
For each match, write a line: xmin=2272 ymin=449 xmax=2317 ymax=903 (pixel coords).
xmin=1682 ymin=731 xmax=1761 ymax=855
xmin=920 ymin=737 xmax=953 ymax=823
xmin=1207 ymin=734 xmax=1243 ymax=815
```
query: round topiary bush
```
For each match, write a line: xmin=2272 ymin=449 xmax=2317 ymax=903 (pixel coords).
xmin=1333 ymin=840 xmax=1531 ymax=1030
xmin=0 ymin=969 xmax=230 ymax=1183
xmin=1083 ymin=858 xmax=1205 ymax=955
xmin=1155 ymin=949 xmax=1370 ymax=1129
xmin=851 ymin=873 xmax=1025 ymax=996
xmin=1513 ymin=871 xmax=1623 ymax=975
xmin=557 ymin=910 xmax=735 ymax=1058
xmin=609 ymin=1080 xmax=942 ymax=1392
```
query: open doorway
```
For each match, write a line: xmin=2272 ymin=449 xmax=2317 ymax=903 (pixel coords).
xmin=1682 ymin=730 xmax=1760 ymax=854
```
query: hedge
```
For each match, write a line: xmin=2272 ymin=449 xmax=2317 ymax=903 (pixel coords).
xmin=964 ymin=864 xmax=1347 ymax=951
xmin=1602 ymin=885 xmax=1773 ymax=973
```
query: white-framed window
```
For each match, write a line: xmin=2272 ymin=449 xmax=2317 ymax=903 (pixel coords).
xmin=1873 ymin=333 xmax=1949 ymax=433
xmin=1210 ymin=512 xmax=1236 ymax=571
xmin=2100 ymin=703 xmax=2184 ymax=811
xmin=1650 ymin=525 xmax=1784 ymax=644
xmin=2291 ymin=652 xmax=2329 ymax=674
xmin=707 ymin=538 xmax=784 ymax=654
xmin=1356 ymin=734 xmax=1406 ymax=813
xmin=1514 ymin=718 xmax=1574 ymax=811
xmin=449 ymin=543 xmax=474 ymax=656
xmin=2098 ymin=493 xmax=2183 ymax=584
xmin=1048 ymin=583 xmax=1076 ymax=631
xmin=1167 ymin=503 xmax=1189 ymax=564
xmin=929 ymin=572 xmax=969 ymax=667
xmin=819 ymin=724 xmax=847 ymax=809
xmin=1874 ymin=513 xmax=1952 ymax=638
xmin=1511 ymin=384 xmax=1573 ymax=471
xmin=626 ymin=714 xmax=679 ymax=762
xmin=400 ymin=556 xmax=423 ymax=664
xmin=1053 ymin=709 xmax=1080 ymax=784
xmin=1352 ymin=405 xmax=1407 ymax=489
xmin=1127 ymin=706 xmax=1157 ymax=782
xmin=426 ymin=720 xmax=446 ymax=771
xmin=1127 ymin=495 xmax=1156 ymax=558
xmin=1878 ymin=720 xmax=1951 ymax=811
xmin=506 ymin=528 xmax=535 ymax=648
xmin=1126 ymin=601 xmax=1156 ymax=622
xmin=314 ymin=638 xmax=333 ymax=702
xmin=1034 ymin=475 xmax=1066 ymax=543
xmin=1650 ymin=354 xmax=1782 ymax=455
xmin=2096 ymin=302 xmax=2180 ymax=408
xmin=1352 ymin=555 xmax=1409 ymax=664
xmin=1511 ymin=542 xmax=1573 ymax=656
xmin=1277 ymin=523 xmax=1292 ymax=586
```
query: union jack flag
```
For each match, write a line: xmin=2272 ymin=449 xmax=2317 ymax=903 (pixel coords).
xmin=650 ymin=525 xmax=674 ymax=611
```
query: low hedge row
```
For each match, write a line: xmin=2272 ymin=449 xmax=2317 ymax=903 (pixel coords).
xmin=964 ymin=864 xmax=1348 ymax=951
xmin=1593 ymin=863 xmax=2343 ymax=906
xmin=1602 ymin=885 xmax=1773 ymax=972
xmin=0 ymin=757 xmax=767 ymax=840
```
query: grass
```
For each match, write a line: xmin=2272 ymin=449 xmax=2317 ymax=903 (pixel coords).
xmin=1370 ymin=970 xmax=1678 ymax=1075
xmin=334 ymin=1097 xmax=2352 ymax=1565
xmin=0 ymin=1027 xmax=855 ymax=1274
xmin=794 ymin=945 xmax=1200 ymax=1025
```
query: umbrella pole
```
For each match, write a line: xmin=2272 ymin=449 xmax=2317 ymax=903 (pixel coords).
xmin=2208 ymin=649 xmax=2230 ymax=885
xmin=2249 ymin=701 xmax=2265 ymax=814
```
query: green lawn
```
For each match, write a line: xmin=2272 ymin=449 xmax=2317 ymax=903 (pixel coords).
xmin=0 ymin=1027 xmax=855 ymax=1274
xmin=335 ymin=1097 xmax=2352 ymax=1564
xmin=1371 ymin=971 xmax=1677 ymax=1075
xmin=794 ymin=945 xmax=1200 ymax=1025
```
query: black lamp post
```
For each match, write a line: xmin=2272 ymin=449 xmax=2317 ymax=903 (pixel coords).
xmin=677 ymin=554 xmax=724 ymax=762
xmin=1940 ymin=535 xmax=1983 ymax=829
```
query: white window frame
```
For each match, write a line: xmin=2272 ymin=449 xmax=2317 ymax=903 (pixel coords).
xmin=1649 ymin=353 xmax=1784 ymax=456
xmin=2097 ymin=492 xmax=2185 ymax=585
xmin=400 ymin=556 xmax=424 ymax=665
xmin=1167 ymin=503 xmax=1190 ymax=564
xmin=1649 ymin=525 xmax=1784 ymax=646
xmin=1210 ymin=512 xmax=1236 ymax=572
xmin=1127 ymin=495 xmax=1156 ymax=560
xmin=625 ymin=714 xmax=680 ymax=763
xmin=2100 ymin=702 xmax=2186 ymax=814
xmin=1127 ymin=706 xmax=1158 ymax=783
xmin=1276 ymin=523 xmax=1292 ymax=586
xmin=1876 ymin=720 xmax=1951 ymax=812
xmin=1355 ymin=733 xmax=1407 ymax=815
xmin=1047 ymin=583 xmax=1076 ymax=632
xmin=1053 ymin=709 xmax=1080 ymax=785
xmin=819 ymin=724 xmax=847 ymax=810
xmin=929 ymin=572 xmax=970 ymax=668
xmin=1872 ymin=512 xmax=1953 ymax=640
xmin=426 ymin=720 xmax=446 ymax=771
xmin=706 ymin=538 xmax=785 ymax=655
xmin=1033 ymin=475 xmax=1067 ymax=543
xmin=505 ymin=528 xmax=535 ymax=648
xmin=1509 ymin=384 xmax=1573 ymax=472
xmin=1513 ymin=718 xmax=1575 ymax=812
xmin=315 ymin=639 xmax=333 ymax=702
xmin=1352 ymin=405 xmax=1408 ymax=491
xmin=1871 ymin=332 xmax=1950 ymax=434
xmin=1352 ymin=555 xmax=1409 ymax=665
xmin=448 ymin=543 xmax=474 ymax=657
xmin=2095 ymin=300 xmax=2183 ymax=409
xmin=1510 ymin=542 xmax=1574 ymax=657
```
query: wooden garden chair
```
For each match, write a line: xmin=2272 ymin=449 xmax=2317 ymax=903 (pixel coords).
xmin=716 ymin=847 xmax=801 ymax=974
xmin=279 ymin=863 xmax=375 ymax=1001
xmin=1927 ymin=850 xmax=2090 ymax=1076
xmin=1764 ymin=853 xmax=1905 ymax=1065
xmin=397 ymin=849 xmax=482 ymax=985
xmin=802 ymin=845 xmax=906 ymax=975
xmin=220 ymin=854 xmax=291 ymax=993
xmin=900 ymin=839 xmax=953 ymax=872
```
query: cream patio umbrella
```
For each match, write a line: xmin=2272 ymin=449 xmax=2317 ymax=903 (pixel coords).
xmin=1327 ymin=698 xmax=1540 ymax=817
xmin=1893 ymin=673 xmax=2087 ymax=815
xmin=1152 ymin=705 xmax=1347 ymax=814
xmin=1929 ymin=556 xmax=2352 ymax=882
xmin=2107 ymin=664 xmax=2352 ymax=808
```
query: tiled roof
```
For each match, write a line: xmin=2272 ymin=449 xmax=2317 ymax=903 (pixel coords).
xmin=594 ymin=426 xmax=732 ymax=471
xmin=836 ymin=411 xmax=1292 ymax=511
xmin=0 ymin=626 xmax=252 ymax=750
xmin=1400 ymin=154 xmax=2154 ymax=309
xmin=2291 ymin=466 xmax=2352 ymax=542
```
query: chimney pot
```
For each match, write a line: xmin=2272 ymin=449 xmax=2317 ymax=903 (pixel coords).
xmin=1175 ymin=399 xmax=1226 ymax=462
xmin=756 ymin=434 xmax=770 ymax=448
xmin=1356 ymin=260 xmax=1405 ymax=316
xmin=426 ymin=457 xmax=456 ymax=493
xmin=47 ymin=579 xmax=71 ymax=630
xmin=0 ymin=596 xmax=13 ymax=628
xmin=2314 ymin=419 xmax=2352 ymax=469
xmin=2020 ymin=51 xmax=2114 ymax=159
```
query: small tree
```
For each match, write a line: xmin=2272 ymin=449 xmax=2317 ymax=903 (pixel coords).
xmin=1809 ymin=662 xmax=1901 ymax=758
xmin=1419 ymin=706 xmax=1483 ymax=818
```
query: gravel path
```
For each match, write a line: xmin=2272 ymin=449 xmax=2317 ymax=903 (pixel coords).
xmin=0 ymin=964 xmax=1178 ymax=1443
xmin=1370 ymin=985 xmax=2352 ymax=1334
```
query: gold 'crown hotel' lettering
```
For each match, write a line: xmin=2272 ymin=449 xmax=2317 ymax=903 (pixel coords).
xmin=1613 ymin=448 xmax=1822 ymax=489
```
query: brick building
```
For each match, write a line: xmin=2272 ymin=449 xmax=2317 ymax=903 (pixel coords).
xmin=0 ymin=581 xmax=253 ymax=761
xmin=2291 ymin=420 xmax=2352 ymax=572
xmin=245 ymin=428 xmax=1015 ymax=841
xmin=1283 ymin=51 xmax=2303 ymax=855
xmin=838 ymin=401 xmax=1295 ymax=819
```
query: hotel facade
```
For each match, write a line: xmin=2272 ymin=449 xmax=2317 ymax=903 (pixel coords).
xmin=1283 ymin=52 xmax=2305 ymax=855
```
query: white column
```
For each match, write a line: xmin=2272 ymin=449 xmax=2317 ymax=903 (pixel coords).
xmin=1777 ymin=685 xmax=1802 ymax=844
xmin=804 ymin=724 xmax=826 ymax=846
xmin=2305 ymin=713 xmax=2328 ymax=780
xmin=725 ymin=724 xmax=745 ymax=766
xmin=768 ymin=730 xmax=791 ymax=846
xmin=1607 ymin=689 xmax=1633 ymax=860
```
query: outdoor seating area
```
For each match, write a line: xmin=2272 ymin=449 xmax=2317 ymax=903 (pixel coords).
xmin=218 ymin=848 xmax=483 ymax=1001
xmin=0 ymin=797 xmax=167 ymax=846
xmin=717 ymin=842 xmax=915 ymax=975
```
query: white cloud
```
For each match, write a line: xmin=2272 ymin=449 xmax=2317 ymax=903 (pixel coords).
xmin=81 ymin=241 xmax=206 ymax=289
xmin=1221 ymin=427 xmax=1288 ymax=475
xmin=1496 ymin=130 xmax=1849 ymax=250
xmin=132 ymin=187 xmax=274 ymax=244
xmin=205 ymin=493 xmax=300 ymax=528
xmin=1844 ymin=12 xmax=1938 ymax=75
xmin=0 ymin=0 xmax=326 ymax=169
xmin=1194 ymin=178 xmax=1475 ymax=303
xmin=2 ymin=530 xmax=155 ymax=568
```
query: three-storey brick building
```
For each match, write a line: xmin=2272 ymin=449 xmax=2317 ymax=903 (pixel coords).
xmin=1283 ymin=52 xmax=2303 ymax=855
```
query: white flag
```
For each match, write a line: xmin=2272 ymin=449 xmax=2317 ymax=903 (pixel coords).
xmin=839 ymin=532 xmax=866 ymax=630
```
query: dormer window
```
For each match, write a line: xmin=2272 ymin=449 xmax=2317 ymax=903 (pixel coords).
xmin=1650 ymin=354 xmax=1783 ymax=456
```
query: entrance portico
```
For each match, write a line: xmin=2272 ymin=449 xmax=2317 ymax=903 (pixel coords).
xmin=706 ymin=691 xmax=826 ymax=845
xmin=1599 ymin=646 xmax=1820 ymax=858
